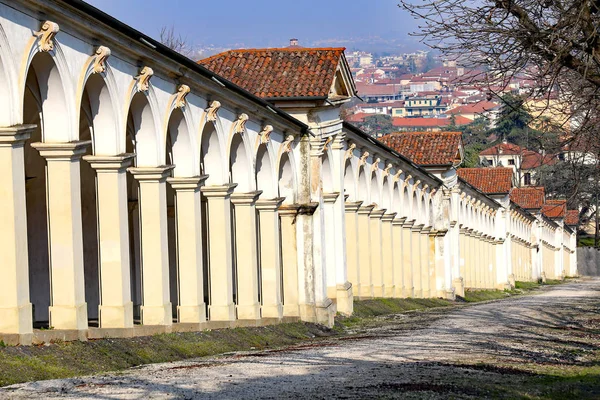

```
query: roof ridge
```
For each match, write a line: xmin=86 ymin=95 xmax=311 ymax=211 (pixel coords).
xmin=199 ymin=47 xmax=347 ymax=63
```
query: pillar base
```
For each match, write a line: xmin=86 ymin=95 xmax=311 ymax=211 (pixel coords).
xmin=299 ymin=303 xmax=317 ymax=323
xmin=413 ymin=289 xmax=424 ymax=299
xmin=283 ymin=304 xmax=300 ymax=318
xmin=358 ymin=284 xmax=374 ymax=299
xmin=177 ymin=304 xmax=206 ymax=324
xmin=316 ymin=299 xmax=335 ymax=328
xmin=372 ymin=285 xmax=385 ymax=298
xmin=236 ymin=304 xmax=260 ymax=320
xmin=0 ymin=303 xmax=33 ymax=335
xmin=141 ymin=303 xmax=172 ymax=326
xmin=402 ymin=287 xmax=414 ymax=298
xmin=336 ymin=282 xmax=353 ymax=316
xmin=209 ymin=303 xmax=236 ymax=321
xmin=444 ymin=290 xmax=456 ymax=301
xmin=540 ymin=272 xmax=547 ymax=284
xmin=99 ymin=302 xmax=134 ymax=329
xmin=508 ymin=274 xmax=516 ymax=288
xmin=452 ymin=278 xmax=465 ymax=298
xmin=384 ymin=285 xmax=395 ymax=298
xmin=49 ymin=303 xmax=88 ymax=330
xmin=261 ymin=304 xmax=283 ymax=319
xmin=421 ymin=289 xmax=431 ymax=299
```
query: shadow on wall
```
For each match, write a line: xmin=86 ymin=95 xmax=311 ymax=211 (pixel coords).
xmin=577 ymin=247 xmax=600 ymax=276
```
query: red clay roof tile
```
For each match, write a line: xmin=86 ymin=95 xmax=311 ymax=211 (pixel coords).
xmin=199 ymin=47 xmax=346 ymax=99
xmin=379 ymin=131 xmax=463 ymax=166
xmin=541 ymin=200 xmax=567 ymax=219
xmin=457 ymin=168 xmax=514 ymax=194
xmin=565 ymin=210 xmax=579 ymax=226
xmin=510 ymin=187 xmax=545 ymax=209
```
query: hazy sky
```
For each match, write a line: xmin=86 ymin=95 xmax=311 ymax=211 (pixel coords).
xmin=85 ymin=0 xmax=421 ymax=52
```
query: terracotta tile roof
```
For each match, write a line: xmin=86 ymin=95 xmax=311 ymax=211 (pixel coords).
xmin=480 ymin=142 xmax=525 ymax=156
xmin=510 ymin=187 xmax=545 ymax=209
xmin=521 ymin=151 xmax=557 ymax=169
xmin=392 ymin=116 xmax=471 ymax=128
xmin=199 ymin=47 xmax=346 ymax=99
xmin=345 ymin=112 xmax=371 ymax=123
xmin=445 ymin=101 xmax=500 ymax=115
xmin=457 ymin=168 xmax=514 ymax=194
xmin=542 ymin=199 xmax=567 ymax=219
xmin=355 ymin=83 xmax=400 ymax=96
xmin=379 ymin=131 xmax=463 ymax=166
xmin=565 ymin=210 xmax=580 ymax=226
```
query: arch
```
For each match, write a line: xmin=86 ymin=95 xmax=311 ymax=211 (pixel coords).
xmin=392 ymin=181 xmax=401 ymax=215
xmin=256 ymin=143 xmax=277 ymax=198
xmin=402 ymin=185 xmax=410 ymax=218
xmin=278 ymin=152 xmax=296 ymax=204
xmin=428 ymin=198 xmax=434 ymax=227
xmin=357 ymin=165 xmax=369 ymax=204
xmin=322 ymin=152 xmax=334 ymax=193
xmin=0 ymin=24 xmax=17 ymax=126
xmin=411 ymin=189 xmax=419 ymax=222
xmin=77 ymin=59 xmax=121 ymax=155
xmin=127 ymin=91 xmax=162 ymax=167
xmin=22 ymin=50 xmax=73 ymax=142
xmin=229 ymin=133 xmax=254 ymax=191
xmin=200 ymin=121 xmax=227 ymax=185
xmin=167 ymin=108 xmax=197 ymax=177
xmin=343 ymin=159 xmax=357 ymax=201
xmin=369 ymin=172 xmax=381 ymax=207
xmin=381 ymin=176 xmax=392 ymax=211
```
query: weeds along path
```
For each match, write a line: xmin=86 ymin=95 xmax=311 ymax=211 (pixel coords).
xmin=3 ymin=279 xmax=600 ymax=399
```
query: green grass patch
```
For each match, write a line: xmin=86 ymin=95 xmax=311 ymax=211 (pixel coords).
xmin=462 ymin=289 xmax=512 ymax=302
xmin=352 ymin=297 xmax=454 ymax=318
xmin=0 ymin=322 xmax=334 ymax=387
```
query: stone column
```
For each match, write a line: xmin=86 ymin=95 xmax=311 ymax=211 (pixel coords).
xmin=279 ymin=205 xmax=300 ymax=317
xmin=230 ymin=191 xmax=262 ymax=321
xmin=411 ymin=224 xmax=424 ymax=298
xmin=0 ymin=126 xmax=34 ymax=337
xmin=201 ymin=184 xmax=237 ymax=321
xmin=391 ymin=217 xmax=405 ymax=298
xmin=420 ymin=226 xmax=431 ymax=298
xmin=456 ymin=227 xmax=467 ymax=296
xmin=323 ymin=192 xmax=340 ymax=301
xmin=465 ymin=229 xmax=473 ymax=288
xmin=382 ymin=213 xmax=397 ymax=298
xmin=167 ymin=176 xmax=208 ymax=323
xmin=357 ymin=205 xmax=375 ymax=298
xmin=32 ymin=141 xmax=91 ymax=330
xmin=344 ymin=201 xmax=362 ymax=297
xmin=370 ymin=208 xmax=386 ymax=298
xmin=256 ymin=197 xmax=285 ymax=319
xmin=402 ymin=219 xmax=415 ymax=297
xmin=128 ymin=166 xmax=174 ymax=326
xmin=84 ymin=154 xmax=135 ymax=329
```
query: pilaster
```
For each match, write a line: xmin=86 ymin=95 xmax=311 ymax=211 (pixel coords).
xmin=201 ymin=184 xmax=237 ymax=321
xmin=357 ymin=205 xmax=375 ymax=298
xmin=344 ymin=201 xmax=362 ymax=297
xmin=411 ymin=223 xmax=424 ymax=298
xmin=0 ymin=126 xmax=35 ymax=339
xmin=279 ymin=205 xmax=301 ymax=317
xmin=32 ymin=140 xmax=91 ymax=331
xmin=256 ymin=197 xmax=285 ymax=319
xmin=84 ymin=154 xmax=135 ymax=328
xmin=128 ymin=165 xmax=174 ymax=326
xmin=167 ymin=175 xmax=209 ymax=323
xmin=369 ymin=208 xmax=386 ymax=298
xmin=381 ymin=213 xmax=397 ymax=298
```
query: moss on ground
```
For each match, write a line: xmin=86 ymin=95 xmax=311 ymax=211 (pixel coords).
xmin=0 ymin=323 xmax=334 ymax=387
xmin=0 ymin=278 xmax=571 ymax=388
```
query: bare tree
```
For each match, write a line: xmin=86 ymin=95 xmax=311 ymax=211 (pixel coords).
xmin=159 ymin=25 xmax=195 ymax=58
xmin=398 ymin=0 xmax=600 ymax=204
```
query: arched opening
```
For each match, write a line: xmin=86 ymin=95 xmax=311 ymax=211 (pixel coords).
xmin=393 ymin=182 xmax=401 ymax=216
xmin=256 ymin=145 xmax=276 ymax=198
xmin=23 ymin=51 xmax=74 ymax=327
xmin=429 ymin=199 xmax=434 ymax=227
xmin=343 ymin=160 xmax=356 ymax=201
xmin=278 ymin=152 xmax=295 ymax=203
xmin=125 ymin=92 xmax=161 ymax=322
xmin=381 ymin=177 xmax=392 ymax=212
xmin=357 ymin=167 xmax=368 ymax=204
xmin=322 ymin=153 xmax=334 ymax=193
xmin=411 ymin=189 xmax=418 ymax=223
xmin=370 ymin=173 xmax=380 ymax=207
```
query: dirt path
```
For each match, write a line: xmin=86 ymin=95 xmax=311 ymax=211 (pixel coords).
xmin=3 ymin=279 xmax=600 ymax=399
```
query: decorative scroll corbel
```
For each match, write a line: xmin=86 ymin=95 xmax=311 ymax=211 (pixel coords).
xmin=174 ymin=84 xmax=190 ymax=108
xmin=371 ymin=158 xmax=381 ymax=172
xmin=359 ymin=151 xmax=369 ymax=166
xmin=233 ymin=113 xmax=249 ymax=134
xmin=405 ymin=174 xmax=413 ymax=182
xmin=282 ymin=135 xmax=295 ymax=153
xmin=206 ymin=100 xmax=221 ymax=122
xmin=35 ymin=21 xmax=59 ymax=52
xmin=414 ymin=179 xmax=422 ymax=188
xmin=383 ymin=163 xmax=393 ymax=177
xmin=392 ymin=169 xmax=403 ymax=182
xmin=135 ymin=66 xmax=154 ymax=92
xmin=260 ymin=125 xmax=273 ymax=144
xmin=344 ymin=143 xmax=356 ymax=160
xmin=422 ymin=184 xmax=429 ymax=192
xmin=322 ymin=136 xmax=333 ymax=153
xmin=92 ymin=46 xmax=111 ymax=74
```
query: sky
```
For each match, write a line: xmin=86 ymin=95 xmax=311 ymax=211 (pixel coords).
xmin=85 ymin=0 xmax=423 ymax=54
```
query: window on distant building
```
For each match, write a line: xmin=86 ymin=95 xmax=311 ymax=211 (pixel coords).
xmin=524 ymin=173 xmax=531 ymax=185
xmin=508 ymin=159 xmax=515 ymax=165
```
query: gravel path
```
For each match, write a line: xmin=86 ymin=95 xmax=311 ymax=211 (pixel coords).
xmin=2 ymin=279 xmax=600 ymax=399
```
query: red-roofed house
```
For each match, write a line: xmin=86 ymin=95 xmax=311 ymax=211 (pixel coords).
xmin=457 ymin=168 xmax=515 ymax=195
xmin=541 ymin=200 xmax=567 ymax=220
xmin=510 ymin=187 xmax=546 ymax=210
xmin=392 ymin=116 xmax=471 ymax=132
